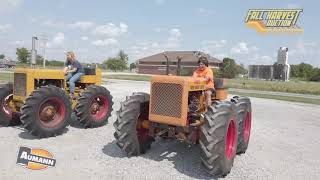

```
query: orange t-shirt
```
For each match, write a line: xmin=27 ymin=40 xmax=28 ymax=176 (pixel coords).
xmin=193 ymin=67 xmax=214 ymax=89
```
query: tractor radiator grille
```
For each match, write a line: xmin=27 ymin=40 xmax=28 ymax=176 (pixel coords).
xmin=151 ymin=82 xmax=182 ymax=118
xmin=14 ymin=73 xmax=26 ymax=96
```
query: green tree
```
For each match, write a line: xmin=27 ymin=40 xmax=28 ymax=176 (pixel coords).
xmin=104 ymin=57 xmax=127 ymax=72
xmin=310 ymin=68 xmax=320 ymax=82
xmin=218 ymin=58 xmax=238 ymax=78
xmin=0 ymin=54 xmax=5 ymax=59
xmin=290 ymin=63 xmax=314 ymax=80
xmin=236 ymin=63 xmax=248 ymax=75
xmin=129 ymin=62 xmax=137 ymax=70
xmin=118 ymin=49 xmax=129 ymax=65
xmin=16 ymin=48 xmax=30 ymax=64
xmin=36 ymin=55 xmax=44 ymax=65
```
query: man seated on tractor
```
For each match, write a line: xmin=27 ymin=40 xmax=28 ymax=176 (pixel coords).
xmin=192 ymin=56 xmax=215 ymax=107
xmin=63 ymin=51 xmax=84 ymax=99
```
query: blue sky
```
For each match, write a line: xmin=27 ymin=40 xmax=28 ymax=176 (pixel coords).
xmin=0 ymin=0 xmax=319 ymax=66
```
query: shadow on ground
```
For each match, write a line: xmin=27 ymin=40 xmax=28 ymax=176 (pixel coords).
xmin=18 ymin=127 xmax=69 ymax=140
xmin=102 ymin=139 xmax=216 ymax=180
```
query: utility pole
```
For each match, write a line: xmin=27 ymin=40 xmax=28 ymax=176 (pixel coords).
xmin=31 ymin=36 xmax=38 ymax=68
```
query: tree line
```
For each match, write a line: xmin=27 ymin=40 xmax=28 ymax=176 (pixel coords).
xmin=7 ymin=48 xmax=320 ymax=82
xmin=13 ymin=48 xmax=136 ymax=70
xmin=290 ymin=63 xmax=320 ymax=82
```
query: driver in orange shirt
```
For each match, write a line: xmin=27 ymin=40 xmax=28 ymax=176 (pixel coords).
xmin=193 ymin=56 xmax=215 ymax=107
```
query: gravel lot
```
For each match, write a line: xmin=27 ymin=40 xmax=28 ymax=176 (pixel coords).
xmin=1 ymin=79 xmax=320 ymax=180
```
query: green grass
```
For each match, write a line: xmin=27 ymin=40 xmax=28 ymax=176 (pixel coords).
xmin=104 ymin=74 xmax=152 ymax=81
xmin=226 ymin=78 xmax=320 ymax=95
xmin=103 ymin=74 xmax=320 ymax=105
xmin=0 ymin=72 xmax=13 ymax=82
xmin=229 ymin=91 xmax=320 ymax=105
xmin=104 ymin=74 xmax=320 ymax=95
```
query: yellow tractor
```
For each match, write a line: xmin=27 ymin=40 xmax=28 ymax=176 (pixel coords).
xmin=1 ymin=37 xmax=113 ymax=138
xmin=113 ymin=56 xmax=252 ymax=177
xmin=0 ymin=67 xmax=113 ymax=138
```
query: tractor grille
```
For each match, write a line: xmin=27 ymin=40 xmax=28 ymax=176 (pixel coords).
xmin=14 ymin=73 xmax=27 ymax=96
xmin=151 ymin=82 xmax=183 ymax=118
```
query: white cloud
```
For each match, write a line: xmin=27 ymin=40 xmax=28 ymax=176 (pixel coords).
xmin=260 ymin=55 xmax=273 ymax=63
xmin=81 ymin=36 xmax=89 ymax=41
xmin=231 ymin=42 xmax=258 ymax=55
xmin=46 ymin=32 xmax=65 ymax=48
xmin=0 ymin=0 xmax=23 ymax=14
xmin=0 ymin=24 xmax=12 ymax=33
xmin=92 ymin=38 xmax=118 ymax=47
xmin=197 ymin=8 xmax=215 ymax=15
xmin=202 ymin=40 xmax=227 ymax=49
xmin=53 ymin=32 xmax=65 ymax=45
xmin=153 ymin=27 xmax=163 ymax=33
xmin=11 ymin=40 xmax=24 ymax=46
xmin=167 ymin=28 xmax=182 ymax=48
xmin=43 ymin=20 xmax=95 ymax=30
xmin=231 ymin=42 xmax=249 ymax=54
xmin=288 ymin=40 xmax=320 ymax=66
xmin=69 ymin=21 xmax=95 ymax=30
xmin=43 ymin=20 xmax=66 ymax=28
xmin=93 ymin=23 xmax=128 ymax=37
xmin=199 ymin=40 xmax=227 ymax=59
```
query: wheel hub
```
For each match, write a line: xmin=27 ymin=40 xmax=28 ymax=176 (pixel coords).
xmin=2 ymin=94 xmax=13 ymax=117
xmin=90 ymin=96 xmax=109 ymax=122
xmin=37 ymin=98 xmax=66 ymax=128
xmin=90 ymin=102 xmax=100 ymax=114
xmin=40 ymin=106 xmax=56 ymax=122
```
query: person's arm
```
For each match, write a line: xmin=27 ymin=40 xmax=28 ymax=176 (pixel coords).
xmin=204 ymin=68 xmax=213 ymax=82
xmin=192 ymin=70 xmax=198 ymax=78
xmin=67 ymin=67 xmax=77 ymax=73
xmin=63 ymin=67 xmax=68 ymax=74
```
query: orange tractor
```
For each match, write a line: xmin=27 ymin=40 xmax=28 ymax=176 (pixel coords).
xmin=113 ymin=56 xmax=252 ymax=177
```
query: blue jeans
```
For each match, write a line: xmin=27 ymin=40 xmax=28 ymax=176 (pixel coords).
xmin=66 ymin=72 xmax=84 ymax=94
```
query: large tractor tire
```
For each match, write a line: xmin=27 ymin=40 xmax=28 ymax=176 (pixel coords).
xmin=0 ymin=83 xmax=21 ymax=126
xmin=76 ymin=85 xmax=113 ymax=128
xmin=20 ymin=86 xmax=72 ymax=138
xmin=113 ymin=92 xmax=154 ymax=156
xmin=199 ymin=100 xmax=238 ymax=177
xmin=231 ymin=96 xmax=252 ymax=154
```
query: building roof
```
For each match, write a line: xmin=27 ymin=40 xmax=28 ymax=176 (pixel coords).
xmin=138 ymin=51 xmax=222 ymax=64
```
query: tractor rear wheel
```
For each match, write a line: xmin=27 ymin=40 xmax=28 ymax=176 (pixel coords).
xmin=199 ymin=100 xmax=238 ymax=177
xmin=0 ymin=83 xmax=21 ymax=126
xmin=113 ymin=92 xmax=154 ymax=156
xmin=231 ymin=96 xmax=252 ymax=154
xmin=75 ymin=85 xmax=113 ymax=128
xmin=20 ymin=86 xmax=71 ymax=138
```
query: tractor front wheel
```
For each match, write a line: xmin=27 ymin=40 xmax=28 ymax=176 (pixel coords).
xmin=20 ymin=86 xmax=71 ymax=138
xmin=199 ymin=100 xmax=238 ymax=177
xmin=232 ymin=96 xmax=252 ymax=154
xmin=113 ymin=92 xmax=154 ymax=156
xmin=75 ymin=85 xmax=113 ymax=128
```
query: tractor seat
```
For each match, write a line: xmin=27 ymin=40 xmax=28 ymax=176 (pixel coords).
xmin=212 ymin=78 xmax=228 ymax=100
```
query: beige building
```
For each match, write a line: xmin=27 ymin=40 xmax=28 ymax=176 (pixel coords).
xmin=138 ymin=51 xmax=222 ymax=75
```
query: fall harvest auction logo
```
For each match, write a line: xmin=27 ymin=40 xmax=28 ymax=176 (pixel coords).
xmin=245 ymin=9 xmax=303 ymax=33
xmin=16 ymin=146 xmax=56 ymax=170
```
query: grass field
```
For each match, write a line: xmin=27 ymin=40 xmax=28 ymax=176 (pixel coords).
xmin=104 ymin=74 xmax=320 ymax=95
xmin=1 ymin=72 xmax=319 ymax=105
xmin=0 ymin=72 xmax=13 ymax=82
xmin=229 ymin=91 xmax=320 ymax=105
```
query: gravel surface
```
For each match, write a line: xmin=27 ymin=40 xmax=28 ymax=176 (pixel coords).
xmin=1 ymin=79 xmax=320 ymax=180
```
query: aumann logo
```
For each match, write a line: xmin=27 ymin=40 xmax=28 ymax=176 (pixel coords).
xmin=16 ymin=146 xmax=56 ymax=170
